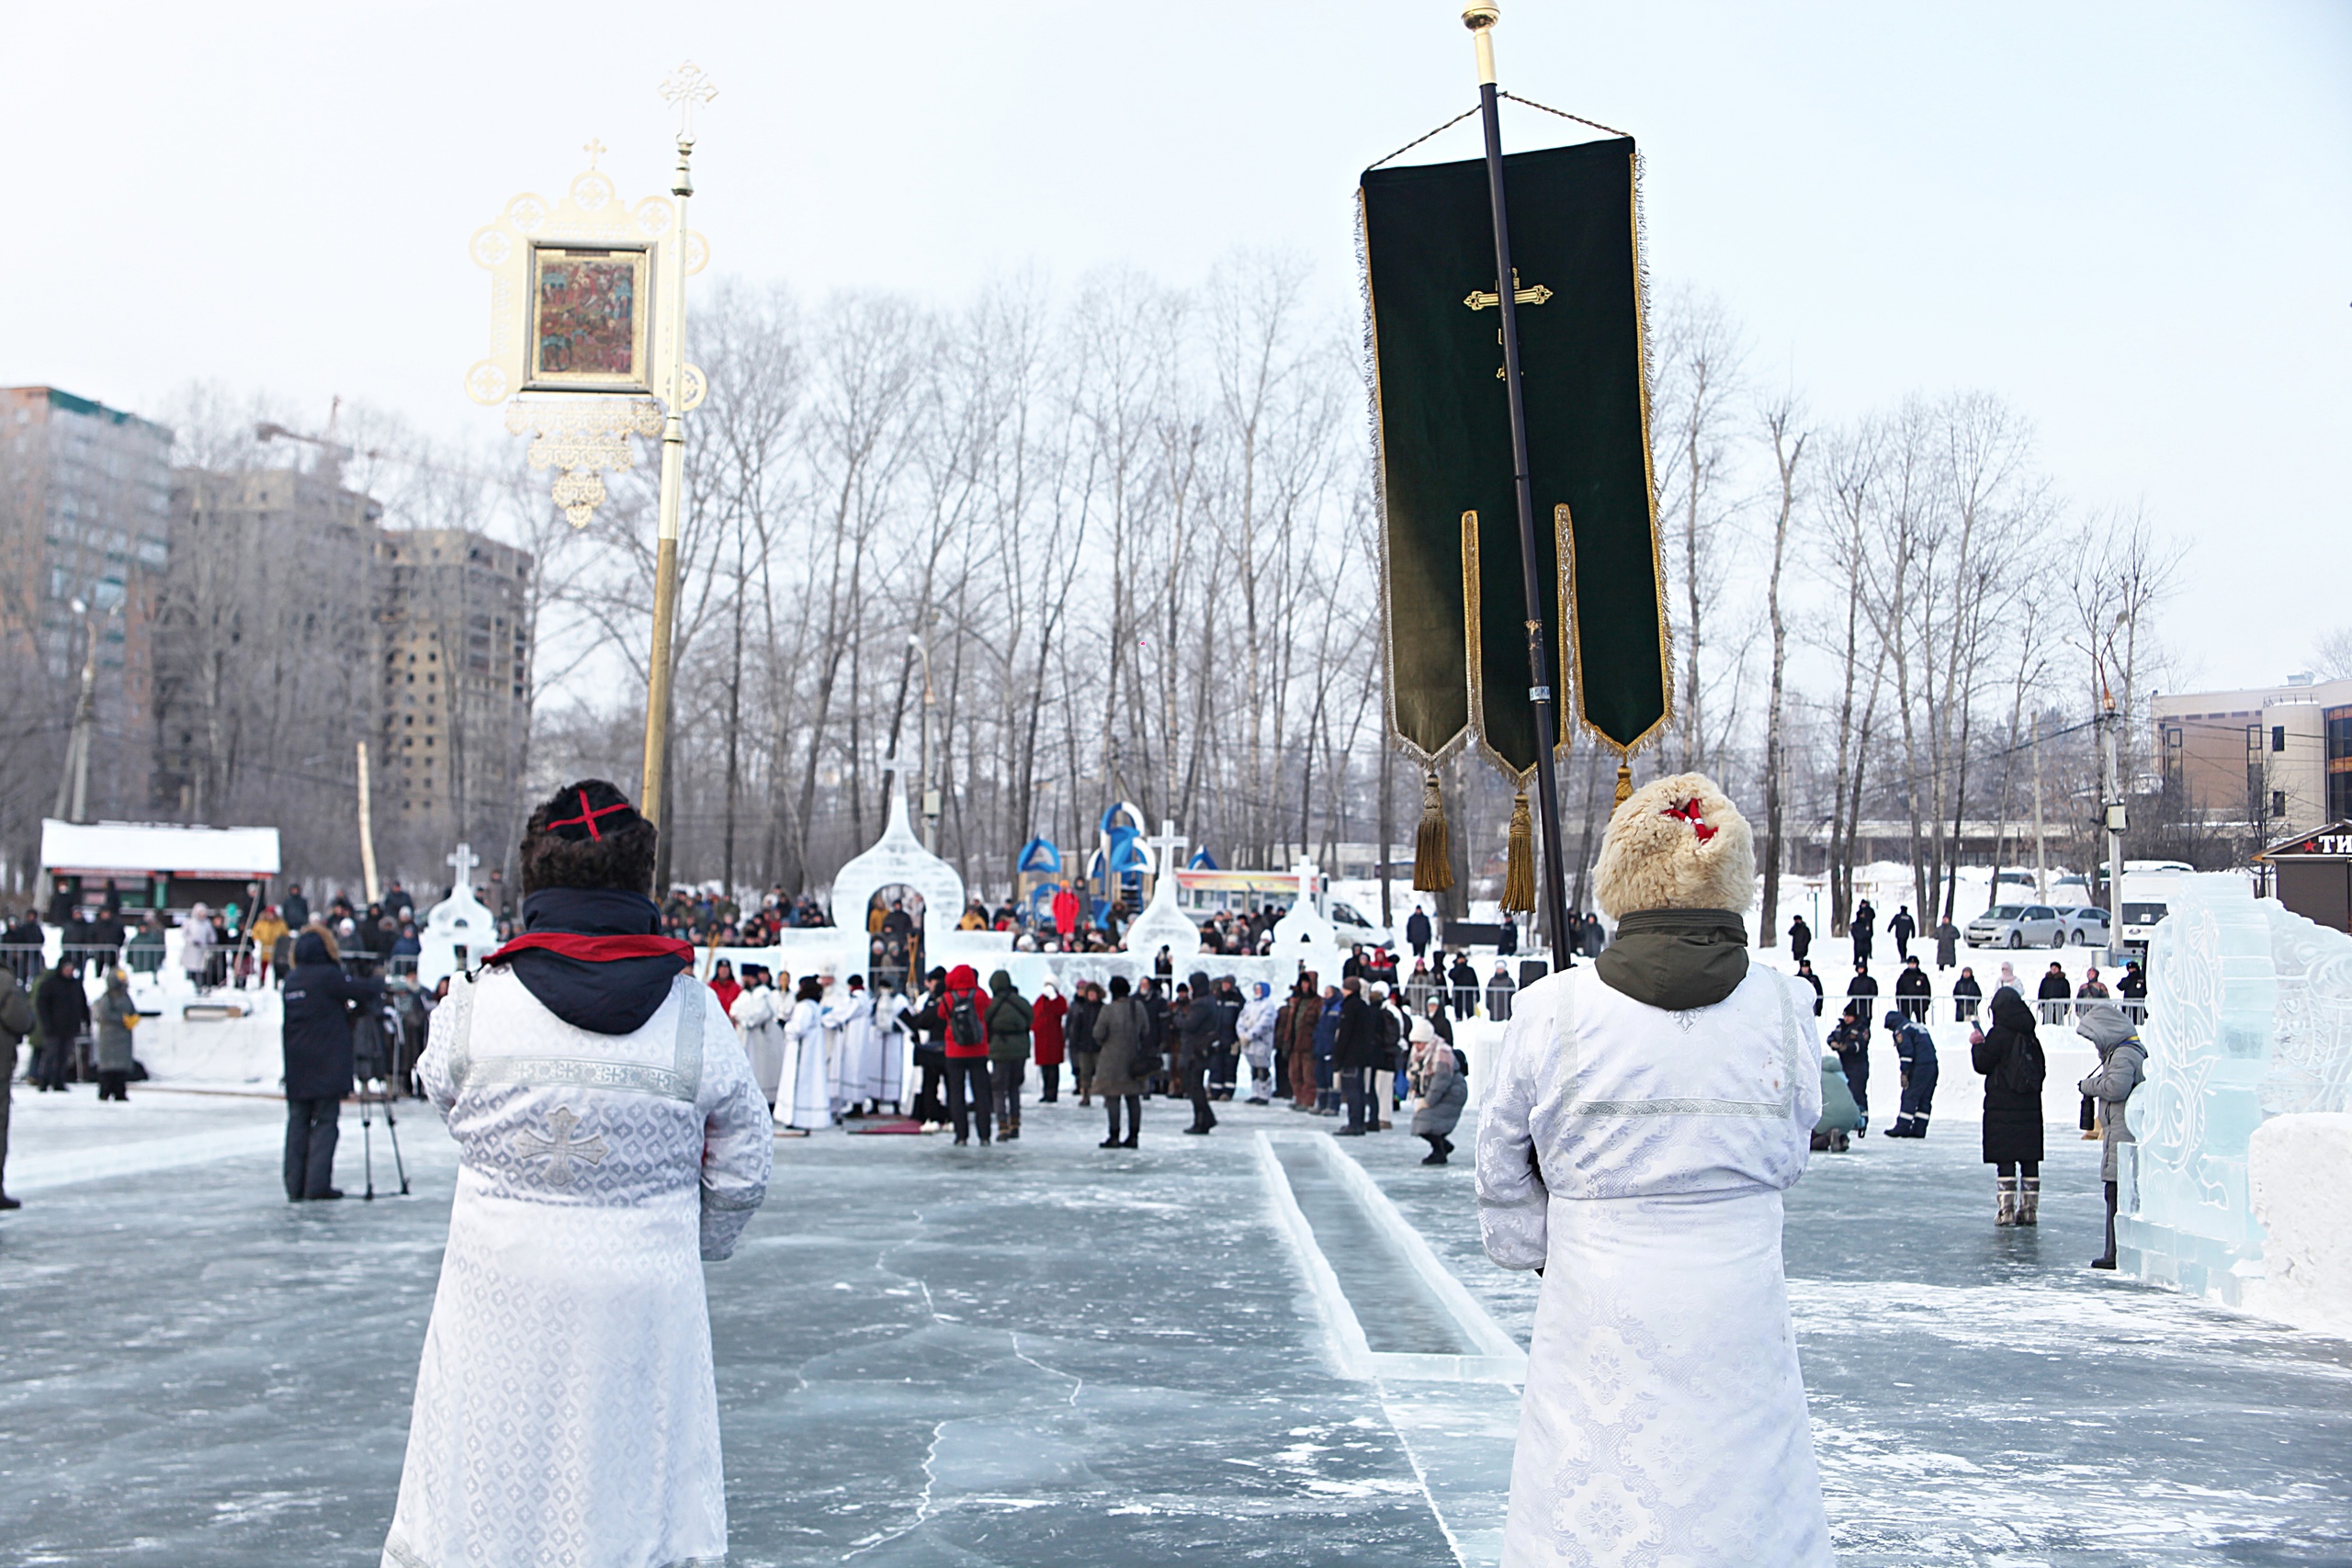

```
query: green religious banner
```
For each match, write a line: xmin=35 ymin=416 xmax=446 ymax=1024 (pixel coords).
xmin=1363 ymin=135 xmax=1671 ymax=863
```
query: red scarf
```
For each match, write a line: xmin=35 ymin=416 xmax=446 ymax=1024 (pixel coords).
xmin=484 ymin=931 xmax=695 ymax=967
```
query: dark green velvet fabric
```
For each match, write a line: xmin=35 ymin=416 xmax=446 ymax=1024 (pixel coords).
xmin=1362 ymin=138 xmax=1669 ymax=762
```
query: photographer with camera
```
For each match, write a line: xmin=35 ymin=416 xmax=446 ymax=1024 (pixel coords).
xmin=280 ymin=925 xmax=382 ymax=1201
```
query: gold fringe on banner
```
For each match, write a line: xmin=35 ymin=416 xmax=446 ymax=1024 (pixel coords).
xmin=1413 ymin=766 xmax=1454 ymax=892
xmin=1500 ymin=785 xmax=1536 ymax=913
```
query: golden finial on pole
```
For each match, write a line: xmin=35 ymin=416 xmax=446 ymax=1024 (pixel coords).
xmin=1464 ymin=3 xmax=1499 ymax=86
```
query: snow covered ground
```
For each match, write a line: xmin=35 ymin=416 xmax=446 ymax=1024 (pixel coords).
xmin=2 ymin=1074 xmax=2346 ymax=1564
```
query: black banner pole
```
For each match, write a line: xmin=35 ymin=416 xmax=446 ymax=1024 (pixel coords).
xmin=1466 ymin=5 xmax=1576 ymax=970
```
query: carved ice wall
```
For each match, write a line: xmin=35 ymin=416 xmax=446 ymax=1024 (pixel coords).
xmin=2118 ymin=873 xmax=2352 ymax=1321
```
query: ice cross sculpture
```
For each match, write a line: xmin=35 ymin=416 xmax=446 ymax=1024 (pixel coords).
xmin=1145 ymin=820 xmax=1188 ymax=881
xmin=513 ymin=1108 xmax=608 ymax=1188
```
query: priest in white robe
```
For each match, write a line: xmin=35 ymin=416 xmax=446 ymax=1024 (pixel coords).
xmin=869 ymin=979 xmax=910 ymax=1111
xmin=1476 ymin=772 xmax=1831 ymax=1567
xmin=827 ymin=976 xmax=877 ymax=1115
xmin=382 ymin=780 xmax=771 ymax=1568
xmin=780 ymin=975 xmax=832 ymax=1133
xmin=734 ymin=967 xmax=786 ymax=1111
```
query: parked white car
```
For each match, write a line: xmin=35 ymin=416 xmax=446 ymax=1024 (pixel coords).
xmin=2060 ymin=906 xmax=2111 ymax=946
xmin=1965 ymin=904 xmax=2069 ymax=949
xmin=1327 ymin=899 xmax=1386 ymax=947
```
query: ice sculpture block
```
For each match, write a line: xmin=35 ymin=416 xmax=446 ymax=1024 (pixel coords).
xmin=2117 ymin=874 xmax=2352 ymax=1312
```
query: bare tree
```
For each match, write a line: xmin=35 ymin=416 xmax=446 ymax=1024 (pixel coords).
xmin=1757 ymin=393 xmax=1808 ymax=945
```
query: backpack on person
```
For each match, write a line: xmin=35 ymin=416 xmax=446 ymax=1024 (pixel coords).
xmin=1997 ymin=1030 xmax=2047 ymax=1098
xmin=948 ymin=989 xmax=985 ymax=1048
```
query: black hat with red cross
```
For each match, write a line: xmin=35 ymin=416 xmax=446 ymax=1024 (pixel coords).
xmin=520 ymin=778 xmax=658 ymax=896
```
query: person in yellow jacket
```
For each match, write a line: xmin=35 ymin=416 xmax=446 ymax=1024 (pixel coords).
xmin=248 ymin=907 xmax=289 ymax=989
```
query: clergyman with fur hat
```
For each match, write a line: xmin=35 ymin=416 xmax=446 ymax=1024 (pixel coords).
xmin=1476 ymin=772 xmax=1832 ymax=1566
xmin=379 ymin=780 xmax=772 ymax=1568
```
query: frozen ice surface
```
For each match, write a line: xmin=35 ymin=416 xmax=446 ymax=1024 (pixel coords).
xmin=1 ymin=1077 xmax=2347 ymax=1565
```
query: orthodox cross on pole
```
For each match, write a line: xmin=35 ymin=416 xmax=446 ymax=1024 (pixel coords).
xmin=447 ymin=841 xmax=481 ymax=894
xmin=1463 ymin=1 xmax=1576 ymax=970
xmin=640 ymin=61 xmax=718 ymax=832
xmin=1463 ymin=268 xmax=1552 ymax=310
xmin=660 ymin=61 xmax=718 ymax=139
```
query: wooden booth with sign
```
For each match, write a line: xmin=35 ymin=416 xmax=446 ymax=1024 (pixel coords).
xmin=39 ymin=819 xmax=282 ymax=919
xmin=2257 ymin=821 xmax=2352 ymax=933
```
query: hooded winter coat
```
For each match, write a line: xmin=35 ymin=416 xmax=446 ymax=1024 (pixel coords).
xmin=93 ymin=976 xmax=138 ymax=1072
xmin=2076 ymin=1004 xmax=2145 ymax=1181
xmin=1973 ymin=990 xmax=2046 ymax=1165
xmin=1031 ymin=989 xmax=1067 ymax=1066
xmin=282 ymin=931 xmax=383 ymax=1100
xmin=984 ymin=971 xmax=1033 ymax=1063
xmin=1089 ymin=994 xmax=1151 ymax=1095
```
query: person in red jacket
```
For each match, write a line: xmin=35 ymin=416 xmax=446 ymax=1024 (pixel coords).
xmin=1032 ymin=980 xmax=1069 ymax=1102
xmin=1050 ymin=881 xmax=1080 ymax=948
xmin=707 ymin=958 xmax=741 ymax=1018
xmin=940 ymin=964 xmax=993 ymax=1145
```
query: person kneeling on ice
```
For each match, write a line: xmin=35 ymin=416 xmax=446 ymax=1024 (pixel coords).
xmin=380 ymin=780 xmax=772 ymax=1568
xmin=1408 ymin=1014 xmax=1465 ymax=1164
xmin=1476 ymin=773 xmax=1832 ymax=1566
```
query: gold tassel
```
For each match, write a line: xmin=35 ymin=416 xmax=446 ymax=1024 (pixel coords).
xmin=1613 ymin=761 xmax=1634 ymax=806
xmin=1413 ymin=766 xmax=1454 ymax=892
xmin=1501 ymin=785 xmax=1536 ymax=912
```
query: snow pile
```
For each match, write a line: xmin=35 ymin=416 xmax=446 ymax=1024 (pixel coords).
xmin=2248 ymin=1113 xmax=2352 ymax=1337
xmin=125 ymin=969 xmax=282 ymax=1089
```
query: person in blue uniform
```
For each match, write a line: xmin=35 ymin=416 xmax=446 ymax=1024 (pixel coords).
xmin=1882 ymin=1009 xmax=1939 ymax=1138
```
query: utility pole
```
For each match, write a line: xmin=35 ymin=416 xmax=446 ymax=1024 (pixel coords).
xmin=356 ymin=740 xmax=382 ymax=906
xmin=2101 ymin=704 xmax=2126 ymax=968
xmin=2030 ymin=711 xmax=2048 ymax=902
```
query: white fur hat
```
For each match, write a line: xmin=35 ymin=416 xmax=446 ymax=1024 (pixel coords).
xmin=1590 ymin=772 xmax=1757 ymax=920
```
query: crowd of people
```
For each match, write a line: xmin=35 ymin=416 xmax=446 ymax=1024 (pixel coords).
xmin=696 ymin=943 xmax=1502 ymax=1168
xmin=1786 ymin=903 xmax=2147 ymax=1034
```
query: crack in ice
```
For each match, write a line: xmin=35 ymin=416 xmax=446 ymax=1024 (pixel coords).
xmin=1010 ymin=1329 xmax=1085 ymax=1408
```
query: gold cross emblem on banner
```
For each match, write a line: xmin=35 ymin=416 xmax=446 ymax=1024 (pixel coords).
xmin=1463 ymin=269 xmax=1552 ymax=311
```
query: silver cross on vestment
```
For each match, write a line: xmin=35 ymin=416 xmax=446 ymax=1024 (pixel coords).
xmin=513 ymin=1108 xmax=609 ymax=1187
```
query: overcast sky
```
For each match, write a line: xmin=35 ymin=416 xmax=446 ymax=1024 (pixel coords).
xmin=3 ymin=1 xmax=2345 ymax=693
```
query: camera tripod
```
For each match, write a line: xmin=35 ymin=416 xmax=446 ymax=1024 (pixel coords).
xmin=355 ymin=1081 xmax=411 ymax=1200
